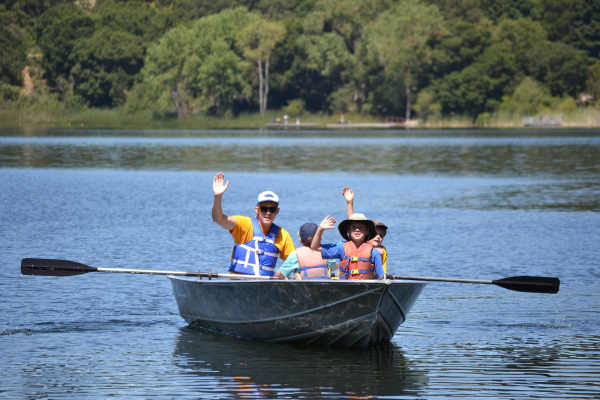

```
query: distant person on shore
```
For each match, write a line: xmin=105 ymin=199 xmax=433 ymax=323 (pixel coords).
xmin=311 ymin=214 xmax=384 ymax=280
xmin=343 ymin=187 xmax=388 ymax=273
xmin=211 ymin=172 xmax=295 ymax=276
xmin=276 ymin=223 xmax=338 ymax=280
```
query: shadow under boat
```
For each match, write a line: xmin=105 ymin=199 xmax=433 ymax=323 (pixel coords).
xmin=173 ymin=327 xmax=429 ymax=399
xmin=169 ymin=277 xmax=426 ymax=348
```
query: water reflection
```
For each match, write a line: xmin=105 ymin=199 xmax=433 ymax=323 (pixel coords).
xmin=173 ymin=326 xmax=429 ymax=399
xmin=0 ymin=133 xmax=599 ymax=179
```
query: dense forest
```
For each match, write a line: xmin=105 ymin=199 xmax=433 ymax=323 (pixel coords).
xmin=1 ymin=0 xmax=599 ymax=122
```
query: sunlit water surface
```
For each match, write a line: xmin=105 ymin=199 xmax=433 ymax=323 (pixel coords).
xmin=1 ymin=129 xmax=599 ymax=399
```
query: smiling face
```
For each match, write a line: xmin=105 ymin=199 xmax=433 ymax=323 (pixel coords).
xmin=347 ymin=221 xmax=368 ymax=244
xmin=254 ymin=201 xmax=279 ymax=227
xmin=368 ymin=226 xmax=386 ymax=248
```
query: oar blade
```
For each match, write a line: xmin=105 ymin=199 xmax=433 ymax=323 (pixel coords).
xmin=21 ymin=258 xmax=97 ymax=277
xmin=492 ymin=276 xmax=560 ymax=294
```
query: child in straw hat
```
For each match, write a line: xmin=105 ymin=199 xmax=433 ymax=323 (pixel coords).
xmin=343 ymin=186 xmax=389 ymax=273
xmin=311 ymin=214 xmax=384 ymax=280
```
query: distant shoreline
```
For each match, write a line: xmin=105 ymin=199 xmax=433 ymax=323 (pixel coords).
xmin=1 ymin=108 xmax=599 ymax=130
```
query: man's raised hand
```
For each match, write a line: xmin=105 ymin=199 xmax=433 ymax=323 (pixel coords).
xmin=343 ymin=186 xmax=354 ymax=203
xmin=213 ymin=172 xmax=229 ymax=196
xmin=319 ymin=215 xmax=337 ymax=231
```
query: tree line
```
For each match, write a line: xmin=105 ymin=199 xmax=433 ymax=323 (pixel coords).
xmin=1 ymin=0 xmax=600 ymax=121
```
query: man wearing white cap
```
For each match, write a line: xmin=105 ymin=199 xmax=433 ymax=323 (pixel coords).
xmin=212 ymin=172 xmax=295 ymax=276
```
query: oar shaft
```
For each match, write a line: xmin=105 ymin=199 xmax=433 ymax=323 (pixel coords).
xmin=95 ymin=267 xmax=272 ymax=280
xmin=386 ymin=274 xmax=493 ymax=284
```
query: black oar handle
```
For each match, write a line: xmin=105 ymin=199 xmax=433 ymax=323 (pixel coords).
xmin=21 ymin=258 xmax=274 ymax=280
xmin=386 ymin=273 xmax=560 ymax=294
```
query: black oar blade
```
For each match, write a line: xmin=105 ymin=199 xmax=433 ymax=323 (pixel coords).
xmin=492 ymin=276 xmax=560 ymax=294
xmin=21 ymin=258 xmax=97 ymax=277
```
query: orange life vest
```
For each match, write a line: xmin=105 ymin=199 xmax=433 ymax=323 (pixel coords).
xmin=339 ymin=241 xmax=375 ymax=280
xmin=295 ymin=246 xmax=329 ymax=280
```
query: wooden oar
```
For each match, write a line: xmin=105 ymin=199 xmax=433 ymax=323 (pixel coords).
xmin=21 ymin=258 xmax=272 ymax=280
xmin=385 ymin=274 xmax=560 ymax=294
xmin=21 ymin=258 xmax=560 ymax=293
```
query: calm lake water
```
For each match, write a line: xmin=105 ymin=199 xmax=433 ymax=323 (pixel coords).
xmin=1 ymin=128 xmax=599 ymax=399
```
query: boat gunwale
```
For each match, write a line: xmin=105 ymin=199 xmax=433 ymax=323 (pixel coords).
xmin=167 ymin=276 xmax=429 ymax=286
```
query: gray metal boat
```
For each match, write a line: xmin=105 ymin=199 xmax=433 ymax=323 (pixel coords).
xmin=169 ymin=277 xmax=426 ymax=348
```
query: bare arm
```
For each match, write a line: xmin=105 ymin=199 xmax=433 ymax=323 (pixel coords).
xmin=343 ymin=187 xmax=354 ymax=218
xmin=211 ymin=172 xmax=236 ymax=230
xmin=311 ymin=215 xmax=336 ymax=252
xmin=276 ymin=270 xmax=288 ymax=280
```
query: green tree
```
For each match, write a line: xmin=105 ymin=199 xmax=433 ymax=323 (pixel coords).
xmin=435 ymin=41 xmax=518 ymax=117
xmin=240 ymin=19 xmax=286 ymax=115
xmin=587 ymin=60 xmax=600 ymax=103
xmin=493 ymin=18 xmax=588 ymax=98
xmin=367 ymin=0 xmax=443 ymax=121
xmin=197 ymin=39 xmax=251 ymax=116
xmin=526 ymin=41 xmax=589 ymax=98
xmin=298 ymin=0 xmax=392 ymax=113
xmin=190 ymin=7 xmax=257 ymax=116
xmin=141 ymin=24 xmax=194 ymax=118
xmin=483 ymin=0 xmax=538 ymax=21
xmin=35 ymin=4 xmax=94 ymax=86
xmin=500 ymin=76 xmax=555 ymax=114
xmin=0 ymin=23 xmax=27 ymax=89
xmin=135 ymin=7 xmax=256 ymax=117
xmin=536 ymin=0 xmax=600 ymax=62
xmin=69 ymin=1 xmax=166 ymax=107
xmin=70 ymin=28 xmax=146 ymax=107
xmin=94 ymin=0 xmax=166 ymax=45
xmin=428 ymin=19 xmax=493 ymax=79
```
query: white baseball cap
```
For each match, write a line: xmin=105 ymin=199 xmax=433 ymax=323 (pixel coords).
xmin=257 ymin=191 xmax=279 ymax=204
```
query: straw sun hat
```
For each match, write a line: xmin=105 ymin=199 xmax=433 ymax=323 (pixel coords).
xmin=337 ymin=213 xmax=377 ymax=241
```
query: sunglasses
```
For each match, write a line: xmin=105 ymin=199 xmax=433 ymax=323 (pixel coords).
xmin=260 ymin=206 xmax=278 ymax=213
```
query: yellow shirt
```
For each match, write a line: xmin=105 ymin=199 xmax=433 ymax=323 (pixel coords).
xmin=230 ymin=216 xmax=295 ymax=261
xmin=381 ymin=246 xmax=387 ymax=274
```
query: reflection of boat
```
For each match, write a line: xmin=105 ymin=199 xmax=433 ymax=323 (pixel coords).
xmin=169 ymin=277 xmax=426 ymax=348
xmin=173 ymin=327 xmax=429 ymax=398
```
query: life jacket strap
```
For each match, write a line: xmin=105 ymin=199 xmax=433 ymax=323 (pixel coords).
xmin=350 ymin=268 xmax=375 ymax=275
xmin=296 ymin=264 xmax=328 ymax=273
xmin=252 ymin=236 xmax=276 ymax=245
xmin=344 ymin=256 xmax=371 ymax=263
xmin=236 ymin=243 xmax=278 ymax=258
xmin=297 ymin=264 xmax=329 ymax=280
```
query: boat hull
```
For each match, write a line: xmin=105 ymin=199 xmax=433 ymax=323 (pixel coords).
xmin=169 ymin=277 xmax=426 ymax=348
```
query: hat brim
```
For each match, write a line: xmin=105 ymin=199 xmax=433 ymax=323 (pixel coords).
xmin=375 ymin=222 xmax=388 ymax=231
xmin=338 ymin=219 xmax=377 ymax=241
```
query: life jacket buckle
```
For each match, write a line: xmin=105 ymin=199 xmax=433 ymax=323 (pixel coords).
xmin=351 ymin=269 xmax=360 ymax=275
xmin=350 ymin=256 xmax=359 ymax=262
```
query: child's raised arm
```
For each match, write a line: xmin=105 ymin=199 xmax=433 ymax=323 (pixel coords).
xmin=311 ymin=215 xmax=336 ymax=252
xmin=343 ymin=187 xmax=355 ymax=219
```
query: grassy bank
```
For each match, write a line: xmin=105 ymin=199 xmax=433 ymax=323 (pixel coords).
xmin=1 ymin=107 xmax=599 ymax=130
xmin=0 ymin=108 xmax=384 ymax=130
xmin=420 ymin=109 xmax=600 ymax=128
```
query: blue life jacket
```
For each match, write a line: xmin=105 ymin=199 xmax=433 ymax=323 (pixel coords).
xmin=229 ymin=218 xmax=280 ymax=276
